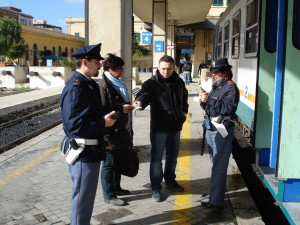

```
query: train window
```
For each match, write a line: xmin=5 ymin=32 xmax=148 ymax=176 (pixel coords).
xmin=232 ymin=10 xmax=240 ymax=58
xmin=217 ymin=28 xmax=223 ymax=57
xmin=293 ymin=0 xmax=300 ymax=49
xmin=265 ymin=0 xmax=278 ymax=53
xmin=213 ymin=0 xmax=224 ymax=6
xmin=245 ymin=0 xmax=259 ymax=56
xmin=223 ymin=21 xmax=230 ymax=57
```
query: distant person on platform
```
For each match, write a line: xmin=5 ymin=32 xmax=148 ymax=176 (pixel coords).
xmin=133 ymin=55 xmax=189 ymax=202
xmin=179 ymin=56 xmax=186 ymax=74
xmin=198 ymin=60 xmax=208 ymax=76
xmin=182 ymin=60 xmax=192 ymax=84
xmin=60 ymin=43 xmax=133 ymax=225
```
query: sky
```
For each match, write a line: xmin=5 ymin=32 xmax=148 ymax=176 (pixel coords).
xmin=0 ymin=0 xmax=84 ymax=33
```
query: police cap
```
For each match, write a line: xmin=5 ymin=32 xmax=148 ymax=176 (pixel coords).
xmin=210 ymin=57 xmax=232 ymax=73
xmin=71 ymin=43 xmax=104 ymax=60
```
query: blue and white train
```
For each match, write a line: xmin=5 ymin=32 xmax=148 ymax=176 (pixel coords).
xmin=210 ymin=0 xmax=300 ymax=224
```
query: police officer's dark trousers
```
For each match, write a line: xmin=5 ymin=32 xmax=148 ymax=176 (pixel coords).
xmin=205 ymin=126 xmax=234 ymax=207
xmin=69 ymin=158 xmax=100 ymax=225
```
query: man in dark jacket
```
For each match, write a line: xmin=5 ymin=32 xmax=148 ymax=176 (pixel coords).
xmin=134 ymin=55 xmax=189 ymax=202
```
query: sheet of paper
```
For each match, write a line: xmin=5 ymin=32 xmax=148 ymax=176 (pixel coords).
xmin=193 ymin=97 xmax=200 ymax=102
xmin=134 ymin=106 xmax=142 ymax=110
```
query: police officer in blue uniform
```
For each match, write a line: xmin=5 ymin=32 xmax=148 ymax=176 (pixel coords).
xmin=60 ymin=43 xmax=133 ymax=225
xmin=199 ymin=57 xmax=239 ymax=210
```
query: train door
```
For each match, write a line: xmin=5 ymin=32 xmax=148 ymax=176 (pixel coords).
xmin=254 ymin=0 xmax=278 ymax=171
xmin=257 ymin=0 xmax=300 ymax=210
xmin=277 ymin=0 xmax=300 ymax=186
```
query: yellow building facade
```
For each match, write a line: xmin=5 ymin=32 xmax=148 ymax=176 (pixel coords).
xmin=66 ymin=17 xmax=85 ymax=38
xmin=20 ymin=25 xmax=84 ymax=66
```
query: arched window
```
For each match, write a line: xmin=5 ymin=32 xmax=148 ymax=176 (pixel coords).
xmin=58 ymin=46 xmax=62 ymax=57
xmin=33 ymin=44 xmax=38 ymax=66
xmin=25 ymin=44 xmax=29 ymax=61
xmin=71 ymin=48 xmax=74 ymax=54
xmin=53 ymin=47 xmax=56 ymax=56
xmin=65 ymin=47 xmax=68 ymax=57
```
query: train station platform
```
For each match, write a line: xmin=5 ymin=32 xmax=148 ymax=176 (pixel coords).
xmin=0 ymin=74 xmax=263 ymax=225
xmin=0 ymin=86 xmax=63 ymax=116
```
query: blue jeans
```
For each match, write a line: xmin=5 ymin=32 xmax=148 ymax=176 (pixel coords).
xmin=150 ymin=130 xmax=181 ymax=191
xmin=100 ymin=148 xmax=123 ymax=200
xmin=183 ymin=71 xmax=190 ymax=85
xmin=206 ymin=126 xmax=234 ymax=206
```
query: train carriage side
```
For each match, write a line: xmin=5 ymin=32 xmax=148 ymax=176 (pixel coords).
xmin=255 ymin=0 xmax=300 ymax=224
xmin=213 ymin=0 xmax=258 ymax=135
xmin=213 ymin=0 xmax=300 ymax=224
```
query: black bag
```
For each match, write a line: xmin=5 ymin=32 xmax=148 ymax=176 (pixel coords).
xmin=120 ymin=149 xmax=139 ymax=177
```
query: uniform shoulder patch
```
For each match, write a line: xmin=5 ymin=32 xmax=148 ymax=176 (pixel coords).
xmin=73 ymin=78 xmax=81 ymax=86
xmin=227 ymin=81 xmax=234 ymax=85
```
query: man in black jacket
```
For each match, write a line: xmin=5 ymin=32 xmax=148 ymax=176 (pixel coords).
xmin=134 ymin=55 xmax=189 ymax=202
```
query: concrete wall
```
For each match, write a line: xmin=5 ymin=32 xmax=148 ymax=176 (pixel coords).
xmin=190 ymin=29 xmax=214 ymax=78
xmin=28 ymin=66 xmax=72 ymax=89
xmin=88 ymin=0 xmax=133 ymax=95
xmin=0 ymin=66 xmax=28 ymax=88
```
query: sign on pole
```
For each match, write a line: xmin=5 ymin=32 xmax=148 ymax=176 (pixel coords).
xmin=154 ymin=41 xmax=164 ymax=52
xmin=142 ymin=32 xmax=152 ymax=44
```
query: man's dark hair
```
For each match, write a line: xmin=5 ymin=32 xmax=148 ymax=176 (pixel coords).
xmin=76 ymin=58 xmax=93 ymax=68
xmin=102 ymin=53 xmax=125 ymax=71
xmin=159 ymin=55 xmax=175 ymax=65
xmin=76 ymin=59 xmax=83 ymax=68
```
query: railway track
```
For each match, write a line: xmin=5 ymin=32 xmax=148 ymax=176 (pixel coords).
xmin=0 ymin=104 xmax=62 ymax=154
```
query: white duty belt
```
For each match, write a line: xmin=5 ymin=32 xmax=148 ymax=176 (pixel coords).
xmin=74 ymin=138 xmax=98 ymax=145
xmin=210 ymin=116 xmax=231 ymax=138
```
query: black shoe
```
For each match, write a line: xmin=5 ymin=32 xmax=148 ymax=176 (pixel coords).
xmin=115 ymin=188 xmax=131 ymax=196
xmin=165 ymin=181 xmax=184 ymax=192
xmin=201 ymin=201 xmax=223 ymax=210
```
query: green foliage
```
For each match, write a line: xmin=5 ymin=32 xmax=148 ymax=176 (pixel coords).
xmin=132 ymin=39 xmax=151 ymax=57
xmin=6 ymin=43 xmax=26 ymax=63
xmin=60 ymin=57 xmax=77 ymax=71
xmin=37 ymin=50 xmax=44 ymax=58
xmin=0 ymin=17 xmax=22 ymax=58
xmin=132 ymin=37 xmax=152 ymax=68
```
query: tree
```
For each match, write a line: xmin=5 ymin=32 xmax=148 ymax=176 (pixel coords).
xmin=6 ymin=43 xmax=26 ymax=64
xmin=132 ymin=37 xmax=152 ymax=69
xmin=0 ymin=16 xmax=24 ymax=62
xmin=132 ymin=39 xmax=151 ymax=57
xmin=60 ymin=57 xmax=77 ymax=71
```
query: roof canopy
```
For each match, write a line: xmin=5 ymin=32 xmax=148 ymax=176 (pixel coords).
xmin=133 ymin=0 xmax=213 ymax=25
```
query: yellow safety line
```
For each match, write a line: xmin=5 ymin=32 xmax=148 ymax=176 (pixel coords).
xmin=0 ymin=143 xmax=60 ymax=188
xmin=172 ymin=113 xmax=192 ymax=224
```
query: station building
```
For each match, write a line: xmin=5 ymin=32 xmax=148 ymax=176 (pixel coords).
xmin=0 ymin=6 xmax=84 ymax=67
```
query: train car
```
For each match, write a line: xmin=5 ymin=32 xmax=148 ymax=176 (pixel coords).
xmin=211 ymin=0 xmax=300 ymax=224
